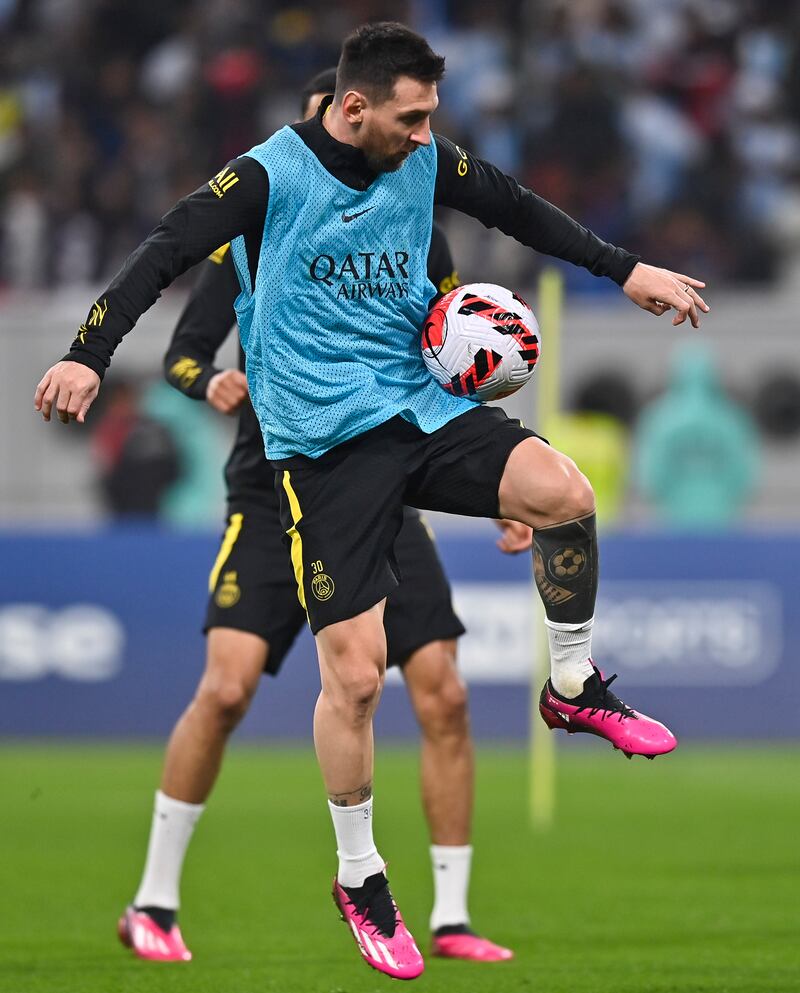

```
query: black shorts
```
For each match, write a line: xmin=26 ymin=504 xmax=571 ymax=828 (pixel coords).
xmin=274 ymin=405 xmax=537 ymax=633
xmin=205 ymin=502 xmax=464 ymax=674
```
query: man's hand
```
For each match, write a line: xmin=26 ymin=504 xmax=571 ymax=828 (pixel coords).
xmin=34 ymin=361 xmax=101 ymax=424
xmin=206 ymin=369 xmax=249 ymax=414
xmin=623 ymin=263 xmax=710 ymax=328
xmin=495 ymin=519 xmax=533 ymax=554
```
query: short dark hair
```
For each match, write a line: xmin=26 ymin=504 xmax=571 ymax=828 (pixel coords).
xmin=336 ymin=22 xmax=445 ymax=105
xmin=300 ymin=67 xmax=338 ymax=117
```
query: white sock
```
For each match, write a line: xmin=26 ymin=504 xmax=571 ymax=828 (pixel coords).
xmin=328 ymin=797 xmax=385 ymax=888
xmin=430 ymin=845 xmax=472 ymax=931
xmin=546 ymin=617 xmax=595 ymax=699
xmin=133 ymin=790 xmax=205 ymax=910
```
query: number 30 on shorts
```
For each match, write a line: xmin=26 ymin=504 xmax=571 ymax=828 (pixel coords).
xmin=310 ymin=559 xmax=335 ymax=602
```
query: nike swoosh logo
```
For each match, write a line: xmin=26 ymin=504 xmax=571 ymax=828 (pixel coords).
xmin=341 ymin=206 xmax=376 ymax=223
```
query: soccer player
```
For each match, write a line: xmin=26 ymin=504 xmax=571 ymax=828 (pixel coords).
xmin=118 ymin=67 xmax=517 ymax=966
xmin=36 ymin=23 xmax=709 ymax=980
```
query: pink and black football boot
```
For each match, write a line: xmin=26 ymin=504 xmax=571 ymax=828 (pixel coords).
xmin=432 ymin=925 xmax=513 ymax=962
xmin=539 ymin=664 xmax=677 ymax=759
xmin=117 ymin=906 xmax=192 ymax=962
xmin=332 ymin=871 xmax=424 ymax=980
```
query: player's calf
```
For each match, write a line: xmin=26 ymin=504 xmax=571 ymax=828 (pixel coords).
xmin=505 ymin=462 xmax=677 ymax=752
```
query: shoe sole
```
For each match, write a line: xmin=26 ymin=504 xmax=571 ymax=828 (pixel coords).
xmin=431 ymin=944 xmax=514 ymax=962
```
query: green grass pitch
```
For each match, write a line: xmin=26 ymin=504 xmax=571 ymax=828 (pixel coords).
xmin=1 ymin=743 xmax=797 ymax=993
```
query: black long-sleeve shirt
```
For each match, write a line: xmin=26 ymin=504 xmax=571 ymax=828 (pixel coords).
xmin=163 ymin=223 xmax=459 ymax=505
xmin=65 ymin=97 xmax=639 ymax=378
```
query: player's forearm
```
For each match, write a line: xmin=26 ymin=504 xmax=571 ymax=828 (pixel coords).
xmin=62 ymin=158 xmax=267 ymax=379
xmin=433 ymin=135 xmax=639 ymax=285
xmin=63 ymin=209 xmax=192 ymax=377
xmin=511 ymin=193 xmax=639 ymax=284
xmin=163 ymin=349 xmax=220 ymax=400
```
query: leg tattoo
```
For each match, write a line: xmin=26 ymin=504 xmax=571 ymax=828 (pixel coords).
xmin=532 ymin=513 xmax=598 ymax=625
xmin=329 ymin=781 xmax=373 ymax=807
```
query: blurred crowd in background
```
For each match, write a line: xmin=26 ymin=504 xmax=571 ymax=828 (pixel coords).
xmin=1 ymin=0 xmax=799 ymax=291
xmin=1 ymin=0 xmax=799 ymax=528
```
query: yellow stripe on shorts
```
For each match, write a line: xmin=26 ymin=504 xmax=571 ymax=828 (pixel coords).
xmin=282 ymin=471 xmax=306 ymax=610
xmin=419 ymin=513 xmax=437 ymax=543
xmin=208 ymin=513 xmax=243 ymax=593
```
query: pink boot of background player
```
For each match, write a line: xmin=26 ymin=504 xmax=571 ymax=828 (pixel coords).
xmin=539 ymin=665 xmax=677 ymax=759
xmin=432 ymin=925 xmax=513 ymax=962
xmin=117 ymin=906 xmax=192 ymax=962
xmin=333 ymin=871 xmax=424 ymax=980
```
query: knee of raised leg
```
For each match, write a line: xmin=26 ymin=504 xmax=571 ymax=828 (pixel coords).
xmin=561 ymin=462 xmax=596 ymax=521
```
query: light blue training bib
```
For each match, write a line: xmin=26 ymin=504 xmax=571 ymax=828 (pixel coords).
xmin=229 ymin=127 xmax=473 ymax=460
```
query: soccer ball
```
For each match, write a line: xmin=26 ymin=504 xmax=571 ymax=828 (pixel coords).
xmin=421 ymin=282 xmax=540 ymax=401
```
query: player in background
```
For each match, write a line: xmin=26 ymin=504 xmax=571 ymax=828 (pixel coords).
xmin=36 ymin=23 xmax=709 ymax=981
xmin=117 ymin=68 xmax=522 ymax=966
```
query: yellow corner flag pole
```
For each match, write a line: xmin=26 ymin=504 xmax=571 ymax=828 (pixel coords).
xmin=529 ymin=267 xmax=563 ymax=829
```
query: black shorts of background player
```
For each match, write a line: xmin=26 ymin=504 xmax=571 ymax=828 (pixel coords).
xmin=121 ymin=70 xmax=525 ymax=965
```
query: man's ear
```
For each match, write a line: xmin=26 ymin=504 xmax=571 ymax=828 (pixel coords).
xmin=341 ymin=89 xmax=367 ymax=125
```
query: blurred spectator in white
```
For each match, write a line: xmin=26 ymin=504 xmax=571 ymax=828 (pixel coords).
xmin=2 ymin=173 xmax=47 ymax=288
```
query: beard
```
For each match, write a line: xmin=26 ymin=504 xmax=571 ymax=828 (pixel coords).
xmin=363 ymin=143 xmax=415 ymax=175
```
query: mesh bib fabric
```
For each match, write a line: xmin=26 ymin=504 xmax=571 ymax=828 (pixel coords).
xmin=230 ymin=127 xmax=473 ymax=460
